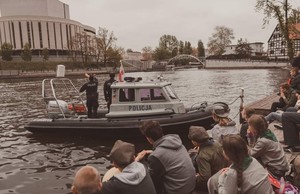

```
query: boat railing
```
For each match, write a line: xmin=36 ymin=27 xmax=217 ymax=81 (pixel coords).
xmin=42 ymin=78 xmax=87 ymax=119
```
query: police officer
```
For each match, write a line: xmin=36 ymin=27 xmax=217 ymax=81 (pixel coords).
xmin=103 ymin=73 xmax=115 ymax=111
xmin=80 ymin=73 xmax=98 ymax=118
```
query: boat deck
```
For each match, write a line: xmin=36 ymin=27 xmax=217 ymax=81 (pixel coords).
xmin=245 ymin=93 xmax=279 ymax=115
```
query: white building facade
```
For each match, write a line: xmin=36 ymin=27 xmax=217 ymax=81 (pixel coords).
xmin=224 ymin=42 xmax=264 ymax=56
xmin=0 ymin=0 xmax=95 ymax=56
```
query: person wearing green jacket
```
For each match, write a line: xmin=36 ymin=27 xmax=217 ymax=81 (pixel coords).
xmin=188 ymin=126 xmax=227 ymax=193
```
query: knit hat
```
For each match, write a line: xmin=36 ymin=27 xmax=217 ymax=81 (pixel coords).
xmin=188 ymin=126 xmax=209 ymax=143
xmin=212 ymin=102 xmax=230 ymax=118
xmin=109 ymin=140 xmax=135 ymax=166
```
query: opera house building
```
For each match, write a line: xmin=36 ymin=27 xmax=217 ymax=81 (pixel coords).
xmin=0 ymin=0 xmax=95 ymax=59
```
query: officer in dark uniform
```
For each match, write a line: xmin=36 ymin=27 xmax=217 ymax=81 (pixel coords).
xmin=103 ymin=73 xmax=116 ymax=111
xmin=80 ymin=73 xmax=99 ymax=118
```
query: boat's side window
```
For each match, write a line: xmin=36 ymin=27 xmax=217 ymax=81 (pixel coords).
xmin=119 ymin=88 xmax=135 ymax=102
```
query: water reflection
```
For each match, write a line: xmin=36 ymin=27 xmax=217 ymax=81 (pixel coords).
xmin=0 ymin=68 xmax=289 ymax=194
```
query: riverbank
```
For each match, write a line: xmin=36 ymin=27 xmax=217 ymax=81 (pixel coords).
xmin=0 ymin=69 xmax=110 ymax=79
xmin=205 ymin=59 xmax=288 ymax=69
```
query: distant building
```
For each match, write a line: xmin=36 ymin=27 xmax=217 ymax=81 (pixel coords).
xmin=0 ymin=0 xmax=95 ymax=58
xmin=122 ymin=51 xmax=143 ymax=61
xmin=224 ymin=42 xmax=264 ymax=56
xmin=267 ymin=23 xmax=300 ymax=59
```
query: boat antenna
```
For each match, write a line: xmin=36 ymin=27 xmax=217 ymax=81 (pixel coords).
xmin=239 ymin=88 xmax=244 ymax=124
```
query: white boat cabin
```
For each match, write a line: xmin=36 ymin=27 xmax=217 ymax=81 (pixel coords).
xmin=106 ymin=78 xmax=186 ymax=118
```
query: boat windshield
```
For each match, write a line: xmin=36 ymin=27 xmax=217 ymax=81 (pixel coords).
xmin=139 ymin=88 xmax=166 ymax=101
xmin=165 ymin=85 xmax=178 ymax=100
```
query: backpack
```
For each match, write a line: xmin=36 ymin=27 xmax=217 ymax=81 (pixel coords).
xmin=285 ymin=154 xmax=300 ymax=189
xmin=269 ymin=174 xmax=299 ymax=194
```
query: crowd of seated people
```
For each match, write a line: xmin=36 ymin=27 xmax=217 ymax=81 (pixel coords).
xmin=70 ymin=100 xmax=300 ymax=194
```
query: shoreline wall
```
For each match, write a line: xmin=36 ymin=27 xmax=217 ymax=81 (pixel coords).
xmin=205 ymin=60 xmax=288 ymax=69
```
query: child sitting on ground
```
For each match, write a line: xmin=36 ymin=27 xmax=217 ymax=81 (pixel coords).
xmin=210 ymin=102 xmax=239 ymax=143
xmin=240 ymin=107 xmax=255 ymax=144
xmin=248 ymin=114 xmax=289 ymax=178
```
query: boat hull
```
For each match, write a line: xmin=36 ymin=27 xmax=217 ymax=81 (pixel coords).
xmin=24 ymin=110 xmax=214 ymax=139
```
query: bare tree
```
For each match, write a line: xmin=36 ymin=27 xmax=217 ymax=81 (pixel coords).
xmin=96 ymin=27 xmax=117 ymax=68
xmin=142 ymin=46 xmax=153 ymax=60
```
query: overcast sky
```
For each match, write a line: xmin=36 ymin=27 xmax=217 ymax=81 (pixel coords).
xmin=60 ymin=0 xmax=299 ymax=52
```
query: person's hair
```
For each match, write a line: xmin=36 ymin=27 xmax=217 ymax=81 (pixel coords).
xmin=212 ymin=114 xmax=231 ymax=126
xmin=280 ymin=83 xmax=290 ymax=90
xmin=222 ymin=135 xmax=249 ymax=193
xmin=109 ymin=73 xmax=115 ymax=78
xmin=248 ymin=114 xmax=268 ymax=136
xmin=89 ymin=75 xmax=94 ymax=81
xmin=73 ymin=165 xmax=101 ymax=194
xmin=242 ymin=107 xmax=255 ymax=119
xmin=139 ymin=120 xmax=163 ymax=141
xmin=291 ymin=67 xmax=299 ymax=74
xmin=188 ymin=126 xmax=209 ymax=144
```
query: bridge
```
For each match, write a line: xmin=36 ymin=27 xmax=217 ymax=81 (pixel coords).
xmin=167 ymin=54 xmax=205 ymax=68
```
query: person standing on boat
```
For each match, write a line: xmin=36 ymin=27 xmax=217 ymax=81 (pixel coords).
xmin=80 ymin=73 xmax=99 ymax=118
xmin=103 ymin=73 xmax=116 ymax=111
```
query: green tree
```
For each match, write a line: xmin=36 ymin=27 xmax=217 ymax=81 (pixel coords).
xmin=179 ymin=41 xmax=184 ymax=55
xmin=106 ymin=46 xmax=124 ymax=65
xmin=183 ymin=41 xmax=192 ymax=55
xmin=1 ymin=43 xmax=13 ymax=61
xmin=255 ymin=0 xmax=300 ymax=59
xmin=152 ymin=47 xmax=172 ymax=61
xmin=207 ymin=26 xmax=235 ymax=56
xmin=235 ymin=38 xmax=252 ymax=58
xmin=197 ymin=40 xmax=205 ymax=57
xmin=21 ymin=43 xmax=32 ymax=62
xmin=42 ymin=48 xmax=49 ymax=61
xmin=96 ymin=27 xmax=117 ymax=68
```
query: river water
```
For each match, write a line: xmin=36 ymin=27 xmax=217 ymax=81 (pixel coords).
xmin=0 ymin=68 xmax=289 ymax=194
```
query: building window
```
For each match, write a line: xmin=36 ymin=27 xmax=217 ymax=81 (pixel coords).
xmin=8 ymin=21 xmax=12 ymax=46
xmin=38 ymin=22 xmax=43 ymax=48
xmin=53 ymin=23 xmax=57 ymax=49
xmin=19 ymin=22 xmax=23 ymax=48
xmin=0 ymin=25 xmax=2 ymax=45
xmin=60 ymin=23 xmax=63 ymax=49
xmin=27 ymin=22 xmax=31 ymax=47
xmin=31 ymin=22 xmax=35 ymax=49
xmin=11 ymin=22 xmax=16 ymax=48
xmin=66 ymin=24 xmax=69 ymax=49
xmin=270 ymin=50 xmax=274 ymax=54
xmin=46 ymin=22 xmax=50 ymax=48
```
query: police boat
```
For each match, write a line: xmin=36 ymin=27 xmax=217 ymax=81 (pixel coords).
xmin=24 ymin=66 xmax=215 ymax=138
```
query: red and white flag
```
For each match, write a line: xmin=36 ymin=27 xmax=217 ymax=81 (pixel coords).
xmin=118 ymin=60 xmax=125 ymax=82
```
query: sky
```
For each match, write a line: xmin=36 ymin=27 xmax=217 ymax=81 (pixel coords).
xmin=60 ymin=0 xmax=299 ymax=52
